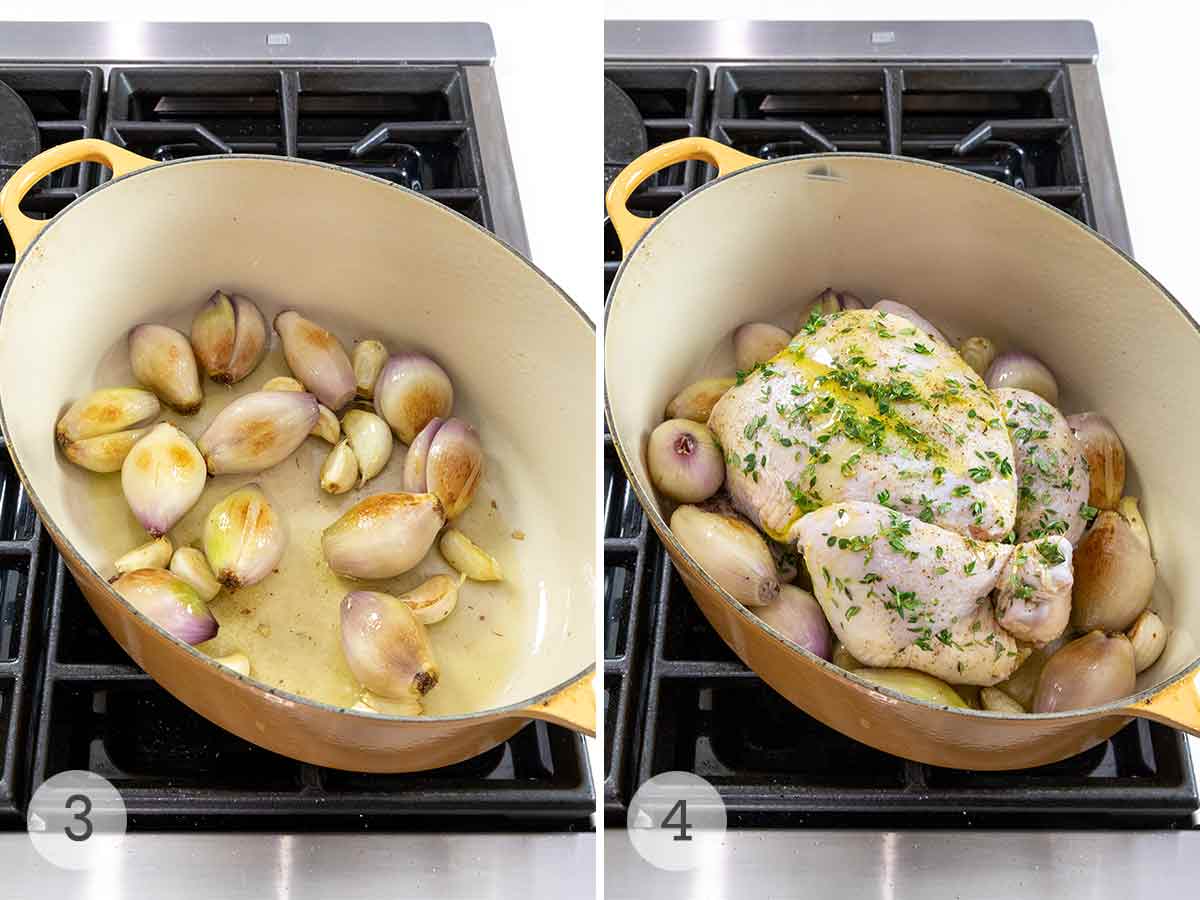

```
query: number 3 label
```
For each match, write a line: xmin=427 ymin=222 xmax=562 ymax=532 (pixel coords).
xmin=27 ymin=771 xmax=126 ymax=870
xmin=63 ymin=794 xmax=94 ymax=842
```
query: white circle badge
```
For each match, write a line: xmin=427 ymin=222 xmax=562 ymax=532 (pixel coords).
xmin=626 ymin=771 xmax=727 ymax=871
xmin=27 ymin=770 xmax=128 ymax=870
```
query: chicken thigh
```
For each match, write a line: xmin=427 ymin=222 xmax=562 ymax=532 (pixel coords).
xmin=795 ymin=501 xmax=1039 ymax=685
xmin=710 ymin=309 xmax=1017 ymax=545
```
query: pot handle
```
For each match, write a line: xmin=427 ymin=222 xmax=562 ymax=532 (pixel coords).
xmin=605 ymin=136 xmax=760 ymax=257
xmin=518 ymin=670 xmax=596 ymax=737
xmin=0 ymin=138 xmax=155 ymax=255
xmin=1123 ymin=669 xmax=1200 ymax=737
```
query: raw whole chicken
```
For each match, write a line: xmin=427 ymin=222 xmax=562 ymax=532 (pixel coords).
xmin=708 ymin=308 xmax=1090 ymax=685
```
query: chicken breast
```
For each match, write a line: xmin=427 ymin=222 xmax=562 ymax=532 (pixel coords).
xmin=994 ymin=536 xmax=1073 ymax=645
xmin=995 ymin=388 xmax=1091 ymax=544
xmin=710 ymin=309 xmax=1017 ymax=546
xmin=795 ymin=501 xmax=1028 ymax=685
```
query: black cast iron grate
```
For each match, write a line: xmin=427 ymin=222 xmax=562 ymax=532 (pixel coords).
xmin=104 ymin=66 xmax=491 ymax=228
xmin=0 ymin=435 xmax=44 ymax=826
xmin=603 ymin=62 xmax=1196 ymax=825
xmin=0 ymin=65 xmax=591 ymax=829
xmin=0 ymin=67 xmax=103 ymax=289
xmin=603 ymin=65 xmax=707 ymax=296
xmin=708 ymin=64 xmax=1090 ymax=221
xmin=0 ymin=67 xmax=101 ymax=826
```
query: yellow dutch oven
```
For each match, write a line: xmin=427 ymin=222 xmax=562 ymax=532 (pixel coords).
xmin=0 ymin=139 xmax=595 ymax=772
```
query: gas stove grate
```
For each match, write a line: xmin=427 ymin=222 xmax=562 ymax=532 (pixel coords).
xmin=603 ymin=65 xmax=707 ymax=296
xmin=0 ymin=67 xmax=103 ymax=291
xmin=26 ymin=553 xmax=593 ymax=830
xmin=0 ymin=436 xmax=44 ymax=825
xmin=104 ymin=66 xmax=491 ymax=229
xmin=603 ymin=62 xmax=1196 ymax=825
xmin=709 ymin=64 xmax=1090 ymax=221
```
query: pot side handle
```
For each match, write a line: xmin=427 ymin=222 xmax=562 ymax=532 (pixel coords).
xmin=517 ymin=671 xmax=596 ymax=737
xmin=0 ymin=138 xmax=155 ymax=255
xmin=605 ymin=137 xmax=760 ymax=258
xmin=1123 ymin=669 xmax=1200 ymax=737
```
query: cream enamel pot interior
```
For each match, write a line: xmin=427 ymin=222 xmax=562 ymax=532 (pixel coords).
xmin=605 ymin=136 xmax=1200 ymax=770
xmin=0 ymin=139 xmax=595 ymax=772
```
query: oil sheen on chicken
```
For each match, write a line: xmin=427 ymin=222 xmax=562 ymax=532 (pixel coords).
xmin=711 ymin=309 xmax=1017 ymax=544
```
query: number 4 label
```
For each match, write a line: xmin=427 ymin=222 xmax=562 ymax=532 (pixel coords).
xmin=661 ymin=799 xmax=693 ymax=841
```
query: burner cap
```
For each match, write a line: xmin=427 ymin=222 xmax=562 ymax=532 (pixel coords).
xmin=604 ymin=79 xmax=647 ymax=193
xmin=0 ymin=79 xmax=40 ymax=189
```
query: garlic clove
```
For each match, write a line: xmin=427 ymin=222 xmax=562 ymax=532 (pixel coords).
xmin=425 ymin=417 xmax=483 ymax=518
xmin=203 ymin=484 xmax=286 ymax=589
xmin=322 ymin=492 xmax=445 ymax=580
xmin=63 ymin=426 xmax=152 ymax=473
xmin=1127 ymin=609 xmax=1167 ymax=673
xmin=647 ymin=418 xmax=724 ymax=504
xmin=374 ymin=352 xmax=454 ymax=443
xmin=352 ymin=339 xmax=388 ymax=400
xmin=1033 ymin=631 xmax=1135 ymax=713
xmin=121 ymin=423 xmax=206 ymax=537
xmin=980 ymin=686 xmax=1026 ymax=714
xmin=355 ymin=690 xmax=423 ymax=716
xmin=669 ymin=504 xmax=779 ymax=606
xmin=1118 ymin=496 xmax=1151 ymax=553
xmin=312 ymin=404 xmax=340 ymax=443
xmin=224 ymin=294 xmax=269 ymax=383
xmin=398 ymin=573 xmax=463 ymax=625
xmin=262 ymin=375 xmax=305 ymax=392
xmin=320 ymin=439 xmax=359 ymax=495
xmin=401 ymin=416 xmax=443 ymax=493
xmin=129 ymin=324 xmax=203 ymax=414
xmin=190 ymin=291 xmax=237 ymax=379
xmin=853 ymin=668 xmax=968 ymax=708
xmin=114 ymin=536 xmax=173 ymax=575
xmin=1067 ymin=413 xmax=1126 ymax=511
xmin=871 ymin=300 xmax=947 ymax=344
xmin=984 ymin=351 xmax=1059 ymax=406
xmin=169 ymin=546 xmax=222 ymax=603
xmin=197 ymin=389 xmax=319 ymax=475
xmin=341 ymin=409 xmax=394 ymax=485
xmin=340 ymin=590 xmax=439 ymax=701
xmin=1071 ymin=509 xmax=1155 ymax=633
xmin=111 ymin=568 xmax=218 ymax=645
xmin=664 ymin=378 xmax=736 ymax=423
xmin=439 ymin=528 xmax=503 ymax=581
xmin=56 ymin=387 xmax=160 ymax=445
xmin=274 ymin=310 xmax=356 ymax=410
xmin=213 ymin=651 xmax=251 ymax=677
xmin=798 ymin=287 xmax=863 ymax=329
xmin=958 ymin=336 xmax=997 ymax=376
xmin=733 ymin=322 xmax=791 ymax=372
